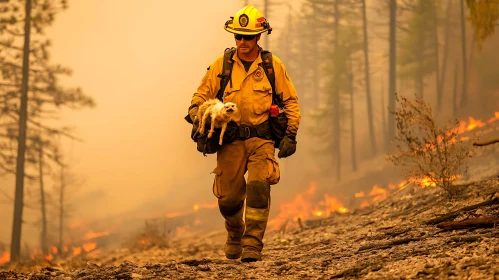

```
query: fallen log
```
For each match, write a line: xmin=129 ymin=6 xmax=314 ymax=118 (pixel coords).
xmin=425 ymin=197 xmax=499 ymax=225
xmin=473 ymin=139 xmax=499 ymax=146
xmin=436 ymin=217 xmax=499 ymax=230
xmin=357 ymin=237 xmax=423 ymax=253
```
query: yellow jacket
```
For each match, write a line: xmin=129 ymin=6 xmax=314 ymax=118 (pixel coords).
xmin=189 ymin=49 xmax=301 ymax=137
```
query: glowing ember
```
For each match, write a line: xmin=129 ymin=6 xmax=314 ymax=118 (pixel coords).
xmin=369 ymin=185 xmax=388 ymax=202
xmin=51 ymin=245 xmax=58 ymax=255
xmin=84 ymin=230 xmax=109 ymax=240
xmin=355 ymin=191 xmax=365 ymax=198
xmin=0 ymin=252 xmax=9 ymax=265
xmin=82 ymin=242 xmax=97 ymax=253
xmin=360 ymin=200 xmax=370 ymax=209
xmin=72 ymin=247 xmax=82 ymax=256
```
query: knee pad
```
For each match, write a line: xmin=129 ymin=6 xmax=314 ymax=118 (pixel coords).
xmin=246 ymin=180 xmax=270 ymax=208
xmin=218 ymin=199 xmax=244 ymax=217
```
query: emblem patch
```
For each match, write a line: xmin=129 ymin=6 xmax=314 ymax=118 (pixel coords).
xmin=239 ymin=14 xmax=249 ymax=27
xmin=253 ymin=67 xmax=264 ymax=81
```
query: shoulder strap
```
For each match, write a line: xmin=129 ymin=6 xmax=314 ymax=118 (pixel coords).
xmin=217 ymin=47 xmax=237 ymax=101
xmin=260 ymin=49 xmax=282 ymax=107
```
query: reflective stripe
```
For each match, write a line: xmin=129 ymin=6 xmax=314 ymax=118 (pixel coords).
xmin=245 ymin=207 xmax=269 ymax=221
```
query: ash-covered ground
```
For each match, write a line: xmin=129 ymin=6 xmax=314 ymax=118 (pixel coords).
xmin=1 ymin=176 xmax=498 ymax=280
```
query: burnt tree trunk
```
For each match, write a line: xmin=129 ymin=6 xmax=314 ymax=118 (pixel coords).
xmin=39 ymin=141 xmax=48 ymax=256
xmin=361 ymin=0 xmax=376 ymax=156
xmin=10 ymin=0 xmax=32 ymax=262
xmin=433 ymin=3 xmax=441 ymax=110
xmin=387 ymin=0 xmax=397 ymax=150
xmin=333 ymin=0 xmax=342 ymax=180
xmin=453 ymin=63 xmax=458 ymax=116
xmin=437 ymin=0 xmax=452 ymax=111
xmin=58 ymin=165 xmax=65 ymax=254
xmin=349 ymin=55 xmax=357 ymax=171
xmin=459 ymin=0 xmax=468 ymax=109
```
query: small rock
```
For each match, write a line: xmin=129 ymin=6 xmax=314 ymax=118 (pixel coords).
xmin=131 ymin=273 xmax=143 ymax=279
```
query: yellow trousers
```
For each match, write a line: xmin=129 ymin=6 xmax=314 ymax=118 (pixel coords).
xmin=212 ymin=137 xmax=280 ymax=253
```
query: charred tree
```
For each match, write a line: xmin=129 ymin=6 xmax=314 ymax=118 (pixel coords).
xmin=437 ymin=0 xmax=453 ymax=112
xmin=37 ymin=137 xmax=48 ymax=256
xmin=459 ymin=0 xmax=468 ymax=109
xmin=348 ymin=56 xmax=357 ymax=172
xmin=58 ymin=164 xmax=65 ymax=254
xmin=333 ymin=0 xmax=341 ymax=180
xmin=387 ymin=0 xmax=397 ymax=150
xmin=361 ymin=0 xmax=376 ymax=156
xmin=10 ymin=0 xmax=32 ymax=262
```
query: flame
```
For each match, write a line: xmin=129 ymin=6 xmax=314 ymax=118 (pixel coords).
xmin=84 ymin=230 xmax=109 ymax=240
xmin=369 ymin=185 xmax=388 ymax=202
xmin=50 ymin=245 xmax=58 ymax=255
xmin=360 ymin=200 xmax=370 ymax=209
xmin=269 ymin=181 xmax=348 ymax=231
xmin=355 ymin=191 xmax=365 ymax=198
xmin=82 ymin=242 xmax=97 ymax=253
xmin=44 ymin=254 xmax=53 ymax=261
xmin=0 ymin=251 xmax=9 ymax=265
xmin=72 ymin=247 xmax=82 ymax=256
xmin=455 ymin=112 xmax=499 ymax=133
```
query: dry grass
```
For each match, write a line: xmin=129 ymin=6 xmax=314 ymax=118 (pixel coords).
xmin=387 ymin=93 xmax=476 ymax=198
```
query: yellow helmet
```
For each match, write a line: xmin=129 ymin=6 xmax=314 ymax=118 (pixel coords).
xmin=224 ymin=6 xmax=272 ymax=35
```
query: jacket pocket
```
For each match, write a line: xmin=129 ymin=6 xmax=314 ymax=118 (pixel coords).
xmin=252 ymin=82 xmax=272 ymax=115
xmin=266 ymin=155 xmax=280 ymax=185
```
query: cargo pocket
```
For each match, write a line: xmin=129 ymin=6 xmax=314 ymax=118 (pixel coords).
xmin=211 ymin=166 xmax=223 ymax=198
xmin=252 ymin=82 xmax=272 ymax=115
xmin=266 ymin=156 xmax=280 ymax=185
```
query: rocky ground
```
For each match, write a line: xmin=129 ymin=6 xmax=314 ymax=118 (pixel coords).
xmin=1 ymin=176 xmax=499 ymax=279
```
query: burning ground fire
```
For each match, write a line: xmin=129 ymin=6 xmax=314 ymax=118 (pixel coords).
xmin=268 ymin=111 xmax=499 ymax=232
xmin=0 ymin=230 xmax=108 ymax=265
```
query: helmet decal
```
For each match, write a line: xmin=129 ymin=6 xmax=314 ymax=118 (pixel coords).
xmin=239 ymin=14 xmax=249 ymax=27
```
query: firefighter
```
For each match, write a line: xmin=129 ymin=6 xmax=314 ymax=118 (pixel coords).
xmin=186 ymin=5 xmax=301 ymax=262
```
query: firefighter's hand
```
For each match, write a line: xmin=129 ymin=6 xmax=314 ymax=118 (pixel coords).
xmin=278 ymin=136 xmax=297 ymax=158
xmin=189 ymin=107 xmax=199 ymax=123
xmin=191 ymin=123 xmax=200 ymax=142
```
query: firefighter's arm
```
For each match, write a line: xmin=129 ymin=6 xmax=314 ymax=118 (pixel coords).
xmin=187 ymin=55 xmax=223 ymax=123
xmin=273 ymin=56 xmax=301 ymax=137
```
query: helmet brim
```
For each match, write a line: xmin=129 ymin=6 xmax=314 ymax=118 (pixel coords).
xmin=224 ymin=26 xmax=266 ymax=36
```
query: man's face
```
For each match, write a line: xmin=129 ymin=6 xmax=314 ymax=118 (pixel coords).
xmin=234 ymin=34 xmax=260 ymax=54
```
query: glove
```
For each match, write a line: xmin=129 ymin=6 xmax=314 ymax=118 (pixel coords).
xmin=191 ymin=122 xmax=200 ymax=142
xmin=278 ymin=135 xmax=297 ymax=158
xmin=188 ymin=106 xmax=199 ymax=123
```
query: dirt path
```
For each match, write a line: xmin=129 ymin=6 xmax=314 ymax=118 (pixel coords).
xmin=1 ymin=179 xmax=499 ymax=279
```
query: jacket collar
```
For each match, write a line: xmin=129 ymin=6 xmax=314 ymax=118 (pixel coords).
xmin=231 ymin=47 xmax=263 ymax=75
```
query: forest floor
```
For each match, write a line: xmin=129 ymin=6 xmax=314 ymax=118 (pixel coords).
xmin=1 ymin=175 xmax=499 ymax=279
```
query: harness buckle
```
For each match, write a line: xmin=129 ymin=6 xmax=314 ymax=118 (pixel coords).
xmin=244 ymin=127 xmax=251 ymax=139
